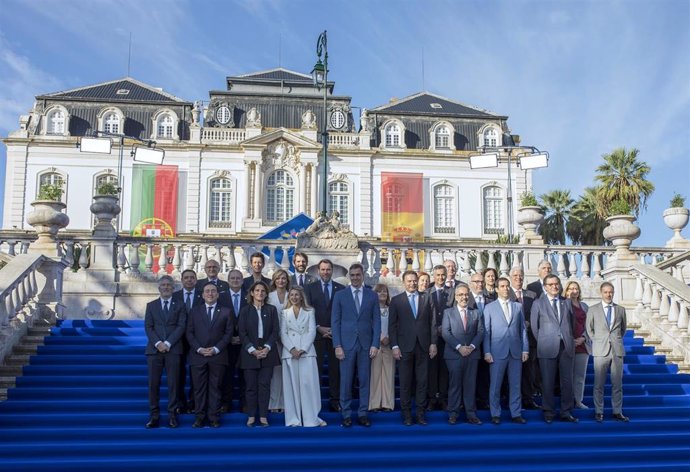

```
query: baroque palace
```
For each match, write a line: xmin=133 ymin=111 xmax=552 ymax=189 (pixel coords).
xmin=2 ymin=68 xmax=530 ymax=241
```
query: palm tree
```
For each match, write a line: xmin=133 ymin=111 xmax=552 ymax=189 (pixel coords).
xmin=595 ymin=147 xmax=655 ymax=217
xmin=566 ymin=187 xmax=606 ymax=246
xmin=539 ymin=189 xmax=575 ymax=245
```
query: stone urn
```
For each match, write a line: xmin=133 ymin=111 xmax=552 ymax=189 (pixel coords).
xmin=517 ymin=206 xmax=544 ymax=244
xmin=26 ymin=200 xmax=70 ymax=245
xmin=90 ymin=195 xmax=121 ymax=237
xmin=662 ymin=207 xmax=689 ymax=247
xmin=603 ymin=215 xmax=641 ymax=259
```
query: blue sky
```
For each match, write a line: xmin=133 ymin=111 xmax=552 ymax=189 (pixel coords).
xmin=1 ymin=0 xmax=688 ymax=246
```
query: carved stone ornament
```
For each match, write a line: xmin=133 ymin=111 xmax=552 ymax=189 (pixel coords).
xmin=212 ymin=169 xmax=231 ymax=179
xmin=360 ymin=108 xmax=370 ymax=133
xmin=329 ymin=173 xmax=350 ymax=184
xmin=297 ymin=211 xmax=359 ymax=250
xmin=301 ymin=109 xmax=316 ymax=129
xmin=261 ymin=140 xmax=301 ymax=173
xmin=204 ymin=99 xmax=235 ymax=128
xmin=246 ymin=107 xmax=262 ymax=128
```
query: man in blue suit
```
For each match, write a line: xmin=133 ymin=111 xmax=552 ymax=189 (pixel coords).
xmin=331 ymin=263 xmax=381 ymax=427
xmin=483 ymin=277 xmax=529 ymax=425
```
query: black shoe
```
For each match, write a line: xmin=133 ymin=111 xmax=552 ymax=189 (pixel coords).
xmin=358 ymin=416 xmax=371 ymax=427
xmin=522 ymin=399 xmax=540 ymax=410
xmin=426 ymin=399 xmax=438 ymax=411
xmin=467 ymin=416 xmax=482 ymax=425
xmin=491 ymin=416 xmax=501 ymax=425
xmin=219 ymin=405 xmax=230 ymax=414
xmin=192 ymin=417 xmax=204 ymax=428
xmin=330 ymin=400 xmax=342 ymax=412
xmin=403 ymin=413 xmax=413 ymax=426
xmin=341 ymin=417 xmax=353 ymax=428
xmin=168 ymin=415 xmax=178 ymax=428
xmin=145 ymin=417 xmax=159 ymax=429
xmin=512 ymin=416 xmax=527 ymax=424
xmin=210 ymin=419 xmax=221 ymax=428
xmin=613 ymin=413 xmax=630 ymax=422
xmin=561 ymin=414 xmax=578 ymax=423
xmin=174 ymin=406 xmax=185 ymax=415
xmin=544 ymin=415 xmax=554 ymax=424
xmin=595 ymin=413 xmax=604 ymax=423
xmin=448 ymin=414 xmax=458 ymax=425
xmin=439 ymin=399 xmax=448 ymax=412
xmin=416 ymin=413 xmax=428 ymax=425
xmin=476 ymin=400 xmax=490 ymax=410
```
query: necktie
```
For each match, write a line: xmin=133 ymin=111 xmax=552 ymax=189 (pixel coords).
xmin=233 ymin=293 xmax=240 ymax=316
xmin=446 ymin=281 xmax=453 ymax=288
xmin=552 ymin=298 xmax=559 ymax=322
xmin=409 ymin=293 xmax=417 ymax=318
xmin=207 ymin=306 xmax=213 ymax=322
xmin=476 ymin=294 xmax=483 ymax=311
xmin=163 ymin=300 xmax=169 ymax=318
xmin=323 ymin=283 xmax=330 ymax=304
xmin=502 ymin=301 xmax=511 ymax=323
xmin=436 ymin=289 xmax=441 ymax=305
xmin=299 ymin=274 xmax=304 ymax=287
xmin=516 ymin=291 xmax=523 ymax=304
xmin=461 ymin=309 xmax=467 ymax=331
xmin=185 ymin=292 xmax=192 ymax=311
xmin=354 ymin=289 xmax=361 ymax=312
xmin=606 ymin=305 xmax=612 ymax=327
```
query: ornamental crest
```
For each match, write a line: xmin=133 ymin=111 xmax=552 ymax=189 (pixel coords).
xmin=204 ymin=99 xmax=235 ymax=128
xmin=261 ymin=140 xmax=301 ymax=173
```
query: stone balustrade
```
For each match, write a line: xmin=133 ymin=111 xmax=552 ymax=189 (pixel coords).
xmin=328 ymin=132 xmax=361 ymax=149
xmin=200 ymin=128 xmax=247 ymax=144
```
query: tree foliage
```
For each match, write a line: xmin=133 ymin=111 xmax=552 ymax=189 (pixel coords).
xmin=594 ymin=147 xmax=654 ymax=217
xmin=538 ymin=189 xmax=575 ymax=245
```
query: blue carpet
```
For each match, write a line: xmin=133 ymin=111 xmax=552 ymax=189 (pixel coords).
xmin=1 ymin=320 xmax=689 ymax=471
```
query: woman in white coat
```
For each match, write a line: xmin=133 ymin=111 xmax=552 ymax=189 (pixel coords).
xmin=267 ymin=269 xmax=290 ymax=412
xmin=280 ymin=287 xmax=326 ymax=427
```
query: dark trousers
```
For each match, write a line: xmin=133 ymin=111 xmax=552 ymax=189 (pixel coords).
xmin=398 ymin=341 xmax=429 ymax=414
xmin=191 ymin=362 xmax=225 ymax=422
xmin=314 ymin=337 xmax=340 ymax=402
xmin=446 ymin=356 xmax=479 ymax=418
xmin=221 ymin=344 xmax=244 ymax=410
xmin=539 ymin=342 xmax=575 ymax=417
xmin=177 ymin=338 xmax=193 ymax=409
xmin=147 ymin=352 xmax=181 ymax=417
xmin=428 ymin=338 xmax=449 ymax=403
xmin=476 ymin=358 xmax=491 ymax=405
xmin=244 ymin=366 xmax=273 ymax=418
xmin=521 ymin=345 xmax=540 ymax=399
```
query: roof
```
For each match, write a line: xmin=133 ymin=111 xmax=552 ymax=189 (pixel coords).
xmin=37 ymin=77 xmax=191 ymax=104
xmin=233 ymin=68 xmax=314 ymax=83
xmin=369 ymin=92 xmax=505 ymax=118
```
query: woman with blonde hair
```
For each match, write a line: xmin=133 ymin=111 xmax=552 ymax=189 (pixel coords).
xmin=369 ymin=284 xmax=395 ymax=412
xmin=564 ymin=280 xmax=590 ymax=409
xmin=279 ymin=287 xmax=326 ymax=426
xmin=267 ymin=269 xmax=291 ymax=412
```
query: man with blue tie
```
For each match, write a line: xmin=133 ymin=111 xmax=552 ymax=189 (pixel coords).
xmin=587 ymin=282 xmax=629 ymax=423
xmin=196 ymin=259 xmax=230 ymax=293
xmin=218 ymin=269 xmax=246 ymax=413
xmin=427 ymin=264 xmax=451 ymax=411
xmin=483 ymin=277 xmax=529 ymax=425
xmin=290 ymin=251 xmax=316 ymax=288
xmin=469 ymin=273 xmax=491 ymax=411
xmin=389 ymin=270 xmax=438 ymax=426
xmin=145 ymin=275 xmax=186 ymax=428
xmin=331 ymin=263 xmax=381 ymax=427
xmin=531 ymin=274 xmax=577 ymax=423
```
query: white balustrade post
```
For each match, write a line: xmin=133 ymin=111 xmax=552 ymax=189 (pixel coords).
xmin=399 ymin=248 xmax=409 ymax=276
xmin=385 ymin=247 xmax=396 ymax=279
xmin=226 ymin=245 xmax=237 ymax=272
xmin=411 ymin=248 xmax=420 ymax=273
xmin=499 ymin=251 xmax=509 ymax=278
xmin=144 ymin=243 xmax=155 ymax=275
xmin=423 ymin=249 xmax=434 ymax=274
xmin=157 ymin=244 xmax=168 ymax=275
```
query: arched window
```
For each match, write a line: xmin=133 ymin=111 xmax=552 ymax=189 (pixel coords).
xmin=94 ymin=173 xmax=118 ymax=195
xmin=266 ymin=170 xmax=295 ymax=223
xmin=435 ymin=125 xmax=450 ymax=149
xmin=483 ymin=185 xmax=504 ymax=234
xmin=385 ymin=123 xmax=402 ymax=147
xmin=328 ymin=181 xmax=350 ymax=227
xmin=103 ymin=112 xmax=121 ymax=134
xmin=209 ymin=177 xmax=233 ymax=228
xmin=38 ymin=171 xmax=67 ymax=202
xmin=483 ymin=128 xmax=498 ymax=148
xmin=433 ymin=184 xmax=455 ymax=234
xmin=157 ymin=114 xmax=174 ymax=139
xmin=47 ymin=109 xmax=65 ymax=135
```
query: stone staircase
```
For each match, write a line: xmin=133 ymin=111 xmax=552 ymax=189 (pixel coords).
xmin=0 ymin=325 xmax=51 ymax=401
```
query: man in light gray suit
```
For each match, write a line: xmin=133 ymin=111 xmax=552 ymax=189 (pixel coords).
xmin=483 ymin=277 xmax=529 ymax=425
xmin=586 ymin=281 xmax=629 ymax=423
xmin=531 ymin=274 xmax=577 ymax=423
xmin=442 ymin=285 xmax=484 ymax=425
xmin=331 ymin=263 xmax=381 ymax=427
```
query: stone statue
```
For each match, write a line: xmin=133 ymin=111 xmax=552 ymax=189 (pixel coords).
xmin=298 ymin=211 xmax=358 ymax=250
xmin=360 ymin=108 xmax=369 ymax=132
xmin=246 ymin=107 xmax=262 ymax=128
xmin=301 ymin=109 xmax=316 ymax=129
xmin=191 ymin=101 xmax=202 ymax=125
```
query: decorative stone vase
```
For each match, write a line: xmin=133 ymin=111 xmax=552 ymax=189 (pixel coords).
xmin=603 ymin=215 xmax=641 ymax=259
xmin=517 ymin=206 xmax=544 ymax=244
xmin=26 ymin=200 xmax=70 ymax=245
xmin=662 ymin=207 xmax=689 ymax=247
xmin=90 ymin=195 xmax=121 ymax=237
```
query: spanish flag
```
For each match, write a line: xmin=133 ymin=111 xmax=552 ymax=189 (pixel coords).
xmin=381 ymin=172 xmax=424 ymax=242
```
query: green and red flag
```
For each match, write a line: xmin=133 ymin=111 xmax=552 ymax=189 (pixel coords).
xmin=130 ymin=164 xmax=178 ymax=237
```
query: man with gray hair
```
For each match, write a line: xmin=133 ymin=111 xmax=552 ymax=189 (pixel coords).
xmin=527 ymin=259 xmax=552 ymax=298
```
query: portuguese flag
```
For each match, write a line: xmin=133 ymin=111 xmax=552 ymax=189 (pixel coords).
xmin=381 ymin=172 xmax=424 ymax=242
xmin=130 ymin=164 xmax=178 ymax=236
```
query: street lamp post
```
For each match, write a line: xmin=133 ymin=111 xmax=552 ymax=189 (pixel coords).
xmin=312 ymin=30 xmax=329 ymax=216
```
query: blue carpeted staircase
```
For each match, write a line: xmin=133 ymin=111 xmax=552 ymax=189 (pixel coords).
xmin=1 ymin=319 xmax=690 ymax=471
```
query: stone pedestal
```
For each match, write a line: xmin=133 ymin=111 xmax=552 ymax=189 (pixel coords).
xmin=517 ymin=206 xmax=544 ymax=245
xmin=26 ymin=200 xmax=70 ymax=257
xmin=603 ymin=215 xmax=641 ymax=267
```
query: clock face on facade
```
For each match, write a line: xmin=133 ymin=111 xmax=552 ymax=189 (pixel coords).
xmin=216 ymin=105 xmax=231 ymax=125
xmin=330 ymin=110 xmax=346 ymax=129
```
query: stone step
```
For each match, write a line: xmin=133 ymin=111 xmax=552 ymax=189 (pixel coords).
xmin=12 ymin=345 xmax=38 ymax=355
xmin=0 ymin=365 xmax=23 ymax=376
xmin=0 ymin=377 xmax=16 ymax=389
xmin=666 ymin=355 xmax=685 ymax=363
xmin=5 ymin=354 xmax=30 ymax=366
xmin=22 ymin=336 xmax=47 ymax=344
xmin=28 ymin=327 xmax=51 ymax=336
xmin=0 ymin=388 xmax=7 ymax=402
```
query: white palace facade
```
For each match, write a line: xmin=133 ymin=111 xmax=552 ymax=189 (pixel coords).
xmin=2 ymin=68 xmax=533 ymax=241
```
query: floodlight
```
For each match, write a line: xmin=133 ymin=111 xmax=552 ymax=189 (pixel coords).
xmin=132 ymin=146 xmax=165 ymax=165
xmin=519 ymin=152 xmax=549 ymax=170
xmin=469 ymin=153 xmax=499 ymax=169
xmin=79 ymin=136 xmax=112 ymax=154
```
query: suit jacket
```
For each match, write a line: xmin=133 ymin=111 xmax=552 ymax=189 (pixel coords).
xmin=290 ymin=272 xmax=317 ymax=289
xmin=427 ymin=285 xmax=453 ymax=328
xmin=526 ymin=280 xmax=544 ymax=298
xmin=304 ymin=279 xmax=345 ymax=329
xmin=280 ymin=307 xmax=317 ymax=359
xmin=441 ymin=305 xmax=484 ymax=360
xmin=510 ymin=287 xmax=537 ymax=347
xmin=467 ymin=290 xmax=492 ymax=313
xmin=242 ymin=275 xmax=271 ymax=292
xmin=483 ymin=299 xmax=528 ymax=360
xmin=196 ymin=278 xmax=230 ymax=294
xmin=144 ymin=298 xmax=187 ymax=355
xmin=331 ymin=286 xmax=381 ymax=351
xmin=172 ymin=288 xmax=204 ymax=314
xmin=586 ymin=302 xmax=627 ymax=357
xmin=238 ymin=303 xmax=281 ymax=369
xmin=531 ymin=294 xmax=575 ymax=358
xmin=389 ymin=291 xmax=437 ymax=353
xmin=186 ymin=304 xmax=233 ymax=365
xmin=217 ymin=289 xmax=247 ymax=335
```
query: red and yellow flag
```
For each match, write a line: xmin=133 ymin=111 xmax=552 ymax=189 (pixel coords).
xmin=381 ymin=172 xmax=424 ymax=242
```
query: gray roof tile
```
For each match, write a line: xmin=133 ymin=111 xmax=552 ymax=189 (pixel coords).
xmin=38 ymin=77 xmax=190 ymax=104
xmin=370 ymin=92 xmax=504 ymax=118
xmin=233 ymin=68 xmax=313 ymax=83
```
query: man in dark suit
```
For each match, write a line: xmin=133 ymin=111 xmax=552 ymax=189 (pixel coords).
xmin=217 ymin=269 xmax=246 ymax=413
xmin=290 ymin=251 xmax=316 ymax=288
xmin=468 ymin=272 xmax=491 ymax=410
xmin=509 ymin=266 xmax=540 ymax=410
xmin=427 ymin=264 xmax=452 ymax=411
xmin=331 ymin=263 xmax=381 ymax=427
xmin=305 ymin=258 xmax=345 ymax=412
xmin=196 ymin=259 xmax=230 ymax=293
xmin=531 ymin=274 xmax=577 ymax=423
xmin=526 ymin=259 xmax=552 ymax=298
xmin=172 ymin=269 xmax=204 ymax=413
xmin=442 ymin=284 xmax=484 ymax=425
xmin=186 ymin=282 xmax=233 ymax=428
xmin=443 ymin=259 xmax=462 ymax=290
xmin=390 ymin=270 xmax=438 ymax=426
xmin=144 ymin=275 xmax=186 ymax=429
xmin=242 ymin=252 xmax=271 ymax=292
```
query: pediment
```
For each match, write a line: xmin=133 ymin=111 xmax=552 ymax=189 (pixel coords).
xmin=241 ymin=128 xmax=320 ymax=149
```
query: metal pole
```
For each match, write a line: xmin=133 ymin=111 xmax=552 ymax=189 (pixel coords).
xmin=506 ymin=149 xmax=513 ymax=241
xmin=319 ymin=31 xmax=329 ymax=215
xmin=117 ymin=136 xmax=124 ymax=232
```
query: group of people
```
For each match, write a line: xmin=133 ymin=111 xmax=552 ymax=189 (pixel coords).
xmin=145 ymin=254 xmax=629 ymax=429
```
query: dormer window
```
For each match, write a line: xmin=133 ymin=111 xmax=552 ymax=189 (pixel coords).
xmin=157 ymin=114 xmax=174 ymax=139
xmin=385 ymin=123 xmax=402 ymax=147
xmin=484 ymin=128 xmax=498 ymax=147
xmin=151 ymin=109 xmax=179 ymax=140
xmin=104 ymin=112 xmax=120 ymax=134
xmin=429 ymin=121 xmax=456 ymax=152
xmin=435 ymin=125 xmax=450 ymax=149
xmin=47 ymin=109 xmax=65 ymax=135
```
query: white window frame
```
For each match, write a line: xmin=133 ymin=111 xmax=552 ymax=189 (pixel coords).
xmin=208 ymin=177 xmax=233 ymax=229
xmin=97 ymin=107 xmax=125 ymax=135
xmin=482 ymin=184 xmax=505 ymax=236
xmin=37 ymin=169 xmax=68 ymax=203
xmin=477 ymin=123 xmax=502 ymax=149
xmin=265 ymin=170 xmax=295 ymax=224
xmin=432 ymin=182 xmax=456 ymax=236
xmin=327 ymin=180 xmax=351 ymax=229
xmin=380 ymin=119 xmax=407 ymax=151
xmin=42 ymin=105 xmax=70 ymax=136
xmin=151 ymin=109 xmax=179 ymax=140
xmin=428 ymin=121 xmax=456 ymax=152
